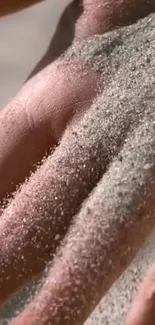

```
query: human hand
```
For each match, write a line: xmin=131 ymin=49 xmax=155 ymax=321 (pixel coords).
xmin=0 ymin=1 xmax=155 ymax=325
xmin=126 ymin=263 xmax=155 ymax=325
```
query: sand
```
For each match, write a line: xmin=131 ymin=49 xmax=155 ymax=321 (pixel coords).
xmin=0 ymin=6 xmax=155 ymax=325
xmin=52 ymin=12 xmax=155 ymax=322
xmin=85 ymin=229 xmax=155 ymax=325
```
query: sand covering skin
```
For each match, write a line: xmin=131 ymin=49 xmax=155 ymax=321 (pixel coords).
xmin=0 ymin=12 xmax=155 ymax=325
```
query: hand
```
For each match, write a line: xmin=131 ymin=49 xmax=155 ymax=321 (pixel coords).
xmin=0 ymin=1 xmax=155 ymax=325
xmin=126 ymin=264 xmax=155 ymax=325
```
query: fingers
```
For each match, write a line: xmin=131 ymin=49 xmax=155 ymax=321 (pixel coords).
xmin=0 ymin=61 xmax=99 ymax=303
xmin=0 ymin=7 xmax=154 ymax=301
xmin=28 ymin=0 xmax=82 ymax=78
xmin=0 ymin=0 xmax=44 ymax=16
xmin=0 ymin=92 xmax=53 ymax=202
xmin=0 ymin=97 xmax=116 ymax=303
xmin=2 ymin=0 xmax=155 ymax=23
xmin=0 ymin=60 xmax=97 ymax=201
xmin=2 ymin=0 xmax=155 ymax=201
xmin=9 ymin=115 xmax=155 ymax=325
xmin=0 ymin=67 xmax=54 ymax=201
xmin=0 ymin=63 xmax=132 ymax=304
xmin=76 ymin=0 xmax=155 ymax=39
xmin=0 ymin=39 xmax=152 ymax=305
xmin=126 ymin=264 xmax=155 ymax=325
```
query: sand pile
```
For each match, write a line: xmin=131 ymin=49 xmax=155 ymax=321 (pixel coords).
xmin=0 ymin=12 xmax=155 ymax=325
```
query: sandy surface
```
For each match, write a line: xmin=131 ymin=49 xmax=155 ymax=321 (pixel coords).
xmin=0 ymin=1 xmax=155 ymax=324
xmin=85 ymin=229 xmax=155 ymax=324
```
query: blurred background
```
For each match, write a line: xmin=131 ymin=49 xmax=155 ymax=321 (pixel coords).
xmin=0 ymin=0 xmax=70 ymax=108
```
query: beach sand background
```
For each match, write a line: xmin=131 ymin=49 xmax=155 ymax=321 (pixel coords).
xmin=0 ymin=1 xmax=155 ymax=324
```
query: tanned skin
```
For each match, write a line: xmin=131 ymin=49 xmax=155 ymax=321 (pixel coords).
xmin=0 ymin=1 xmax=155 ymax=324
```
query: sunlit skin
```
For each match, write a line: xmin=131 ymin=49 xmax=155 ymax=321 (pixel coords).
xmin=0 ymin=1 xmax=155 ymax=324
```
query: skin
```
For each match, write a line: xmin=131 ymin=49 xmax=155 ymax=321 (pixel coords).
xmin=0 ymin=0 xmax=155 ymax=324
xmin=126 ymin=263 xmax=155 ymax=325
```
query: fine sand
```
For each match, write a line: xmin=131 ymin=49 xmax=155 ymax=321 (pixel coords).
xmin=0 ymin=2 xmax=155 ymax=325
xmin=85 ymin=229 xmax=155 ymax=324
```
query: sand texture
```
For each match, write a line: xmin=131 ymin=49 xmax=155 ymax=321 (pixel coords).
xmin=85 ymin=229 xmax=155 ymax=324
xmin=0 ymin=2 xmax=155 ymax=325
